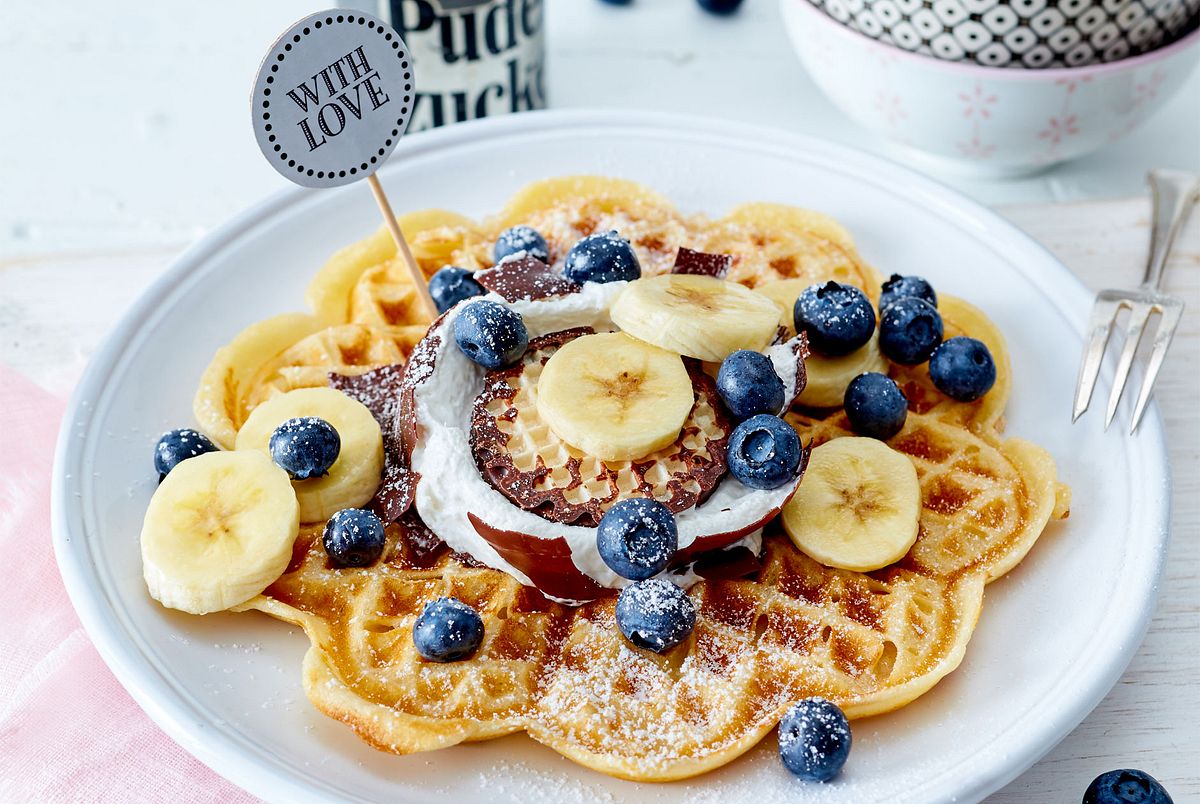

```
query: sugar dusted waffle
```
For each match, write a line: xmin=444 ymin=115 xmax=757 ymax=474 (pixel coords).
xmin=144 ymin=177 xmax=1069 ymax=783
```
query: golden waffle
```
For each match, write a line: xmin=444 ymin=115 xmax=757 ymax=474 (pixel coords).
xmin=471 ymin=327 xmax=731 ymax=527
xmin=210 ymin=177 xmax=1070 ymax=781
xmin=296 ymin=176 xmax=881 ymax=339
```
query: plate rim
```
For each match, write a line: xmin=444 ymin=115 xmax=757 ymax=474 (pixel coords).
xmin=50 ymin=108 xmax=1171 ymax=804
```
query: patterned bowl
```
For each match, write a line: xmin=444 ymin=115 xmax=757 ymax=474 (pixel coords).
xmin=781 ymin=0 xmax=1200 ymax=175
xmin=806 ymin=0 xmax=1199 ymax=68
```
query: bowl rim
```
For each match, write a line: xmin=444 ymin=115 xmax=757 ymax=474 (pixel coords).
xmin=784 ymin=0 xmax=1200 ymax=79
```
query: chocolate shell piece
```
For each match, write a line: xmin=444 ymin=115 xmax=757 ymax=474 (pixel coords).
xmin=672 ymin=247 xmax=732 ymax=279
xmin=476 ymin=255 xmax=581 ymax=302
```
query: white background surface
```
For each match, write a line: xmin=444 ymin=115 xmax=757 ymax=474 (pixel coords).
xmin=2 ymin=1 xmax=1198 ymax=802
xmin=1 ymin=0 xmax=1198 ymax=258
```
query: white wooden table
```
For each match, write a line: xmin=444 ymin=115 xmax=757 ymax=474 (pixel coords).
xmin=2 ymin=0 xmax=1198 ymax=801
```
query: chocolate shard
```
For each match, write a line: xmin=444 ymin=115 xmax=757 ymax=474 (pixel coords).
xmin=329 ymin=364 xmax=406 ymax=437
xmin=329 ymin=362 xmax=421 ymax=523
xmin=388 ymin=508 xmax=447 ymax=569
xmin=672 ymin=247 xmax=732 ymax=279
xmin=476 ymin=255 xmax=581 ymax=302
xmin=370 ymin=461 xmax=419 ymax=524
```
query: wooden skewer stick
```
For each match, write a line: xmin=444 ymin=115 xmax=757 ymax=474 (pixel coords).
xmin=366 ymin=174 xmax=438 ymax=321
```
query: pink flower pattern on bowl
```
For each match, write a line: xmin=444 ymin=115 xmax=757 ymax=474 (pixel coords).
xmin=782 ymin=0 xmax=1200 ymax=176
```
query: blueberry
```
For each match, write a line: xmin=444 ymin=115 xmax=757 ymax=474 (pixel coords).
xmin=794 ymin=281 xmax=876 ymax=356
xmin=493 ymin=225 xmax=550 ymax=264
xmin=727 ymin=414 xmax=803 ymax=490
xmin=615 ymin=577 xmax=696 ymax=653
xmin=778 ymin=698 xmax=852 ymax=782
xmin=879 ymin=273 xmax=938 ymax=311
xmin=1084 ymin=769 xmax=1173 ymax=804
xmin=697 ymin=0 xmax=744 ymax=12
xmin=717 ymin=350 xmax=786 ymax=420
xmin=844 ymin=372 xmax=908 ymax=440
xmin=563 ymin=231 xmax=641 ymax=284
xmin=153 ymin=428 xmax=218 ymax=479
xmin=269 ymin=416 xmax=341 ymax=480
xmin=322 ymin=508 xmax=386 ymax=568
xmin=412 ymin=597 xmax=485 ymax=662
xmin=597 ymin=498 xmax=678 ymax=581
xmin=929 ymin=337 xmax=996 ymax=402
xmin=453 ymin=300 xmax=529 ymax=370
xmin=878 ymin=297 xmax=943 ymax=365
xmin=428 ymin=266 xmax=485 ymax=313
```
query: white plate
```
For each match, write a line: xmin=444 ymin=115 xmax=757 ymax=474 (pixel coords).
xmin=52 ymin=110 xmax=1170 ymax=803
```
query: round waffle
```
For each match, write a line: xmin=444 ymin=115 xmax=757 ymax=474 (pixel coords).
xmin=203 ymin=177 xmax=1071 ymax=783
xmin=471 ymin=327 xmax=732 ymax=528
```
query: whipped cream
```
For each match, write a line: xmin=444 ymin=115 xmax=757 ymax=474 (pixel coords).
xmin=408 ymin=281 xmax=803 ymax=602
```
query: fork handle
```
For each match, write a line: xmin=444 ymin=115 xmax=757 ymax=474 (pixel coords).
xmin=1142 ymin=169 xmax=1200 ymax=291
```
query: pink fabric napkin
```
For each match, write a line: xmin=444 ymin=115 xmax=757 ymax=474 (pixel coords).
xmin=0 ymin=365 xmax=256 ymax=803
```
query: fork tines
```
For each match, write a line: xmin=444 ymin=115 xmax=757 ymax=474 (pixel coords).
xmin=1073 ymin=290 xmax=1184 ymax=433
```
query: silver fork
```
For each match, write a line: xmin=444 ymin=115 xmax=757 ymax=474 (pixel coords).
xmin=1073 ymin=169 xmax=1200 ymax=434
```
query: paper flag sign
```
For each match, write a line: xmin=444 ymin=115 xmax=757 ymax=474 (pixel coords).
xmin=251 ymin=10 xmax=415 ymax=189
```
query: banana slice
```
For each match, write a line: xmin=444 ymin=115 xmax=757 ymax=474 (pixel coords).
xmin=798 ymin=335 xmax=890 ymax=409
xmin=610 ymin=275 xmax=781 ymax=362
xmin=782 ymin=437 xmax=920 ymax=572
xmin=536 ymin=332 xmax=694 ymax=461
xmin=235 ymin=387 xmax=384 ymax=523
xmin=755 ymin=278 xmax=889 ymax=408
xmin=141 ymin=450 xmax=299 ymax=614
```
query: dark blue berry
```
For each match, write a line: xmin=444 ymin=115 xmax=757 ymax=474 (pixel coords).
xmin=269 ymin=416 xmax=341 ymax=480
xmin=727 ymin=414 xmax=803 ymax=490
xmin=428 ymin=266 xmax=485 ymax=313
xmin=153 ymin=428 xmax=218 ymax=479
xmin=717 ymin=350 xmax=786 ymax=420
xmin=412 ymin=597 xmax=484 ymax=662
xmin=878 ymin=297 xmax=944 ymax=365
xmin=563 ymin=231 xmax=641 ymax=284
xmin=493 ymin=225 xmax=550 ymax=264
xmin=794 ymin=281 xmax=876 ymax=357
xmin=322 ymin=508 xmax=386 ymax=568
xmin=778 ymin=698 xmax=852 ymax=782
xmin=929 ymin=337 xmax=996 ymax=402
xmin=615 ymin=578 xmax=695 ymax=653
xmin=879 ymin=273 xmax=938 ymax=311
xmin=599 ymin=0 xmax=632 ymax=4
xmin=1084 ymin=769 xmax=1173 ymax=804
xmin=597 ymin=498 xmax=678 ymax=581
xmin=697 ymin=0 xmax=744 ymax=12
xmin=453 ymin=300 xmax=529 ymax=370
xmin=844 ymin=372 xmax=908 ymax=440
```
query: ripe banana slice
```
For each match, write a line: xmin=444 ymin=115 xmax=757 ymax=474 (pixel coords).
xmin=141 ymin=450 xmax=299 ymax=614
xmin=610 ymin=274 xmax=781 ymax=362
xmin=235 ymin=387 xmax=384 ymax=523
xmin=536 ymin=332 xmax=694 ymax=461
xmin=782 ymin=437 xmax=920 ymax=572
xmin=797 ymin=335 xmax=890 ymax=409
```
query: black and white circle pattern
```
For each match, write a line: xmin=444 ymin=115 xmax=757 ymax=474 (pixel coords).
xmin=809 ymin=0 xmax=1199 ymax=67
